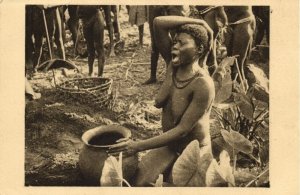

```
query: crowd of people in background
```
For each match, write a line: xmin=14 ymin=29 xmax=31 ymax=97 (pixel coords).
xmin=25 ymin=5 xmax=269 ymax=81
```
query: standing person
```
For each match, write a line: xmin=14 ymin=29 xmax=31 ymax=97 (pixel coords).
xmin=109 ymin=16 xmax=215 ymax=186
xmin=111 ymin=5 xmax=121 ymax=42
xmin=252 ymin=6 xmax=269 ymax=45
xmin=224 ymin=6 xmax=256 ymax=82
xmin=190 ymin=6 xmax=228 ymax=74
xmin=128 ymin=5 xmax=148 ymax=48
xmin=25 ymin=5 xmax=35 ymax=73
xmin=26 ymin=5 xmax=65 ymax=69
xmin=77 ymin=5 xmax=105 ymax=76
xmin=143 ymin=6 xmax=184 ymax=85
xmin=66 ymin=5 xmax=79 ymax=47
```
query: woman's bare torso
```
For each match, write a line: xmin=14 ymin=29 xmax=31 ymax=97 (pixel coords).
xmin=160 ymin=70 xmax=212 ymax=152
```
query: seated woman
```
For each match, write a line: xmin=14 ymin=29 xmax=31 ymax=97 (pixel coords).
xmin=109 ymin=16 xmax=215 ymax=186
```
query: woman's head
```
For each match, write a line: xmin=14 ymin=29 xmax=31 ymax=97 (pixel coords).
xmin=171 ymin=24 xmax=210 ymax=67
xmin=176 ymin=24 xmax=210 ymax=54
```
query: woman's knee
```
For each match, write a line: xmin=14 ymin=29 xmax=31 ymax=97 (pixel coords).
xmin=133 ymin=172 xmax=155 ymax=187
xmin=132 ymin=147 xmax=177 ymax=186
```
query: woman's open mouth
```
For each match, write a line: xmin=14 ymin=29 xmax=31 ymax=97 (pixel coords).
xmin=171 ymin=51 xmax=180 ymax=65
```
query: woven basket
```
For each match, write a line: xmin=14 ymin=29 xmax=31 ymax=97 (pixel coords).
xmin=57 ymin=77 xmax=113 ymax=109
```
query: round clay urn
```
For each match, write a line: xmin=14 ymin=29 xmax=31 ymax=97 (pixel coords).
xmin=79 ymin=125 xmax=138 ymax=186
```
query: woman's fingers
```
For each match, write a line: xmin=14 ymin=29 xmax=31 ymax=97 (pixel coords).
xmin=108 ymin=151 xmax=132 ymax=158
xmin=107 ymin=141 xmax=128 ymax=153
xmin=108 ymin=146 xmax=125 ymax=153
xmin=108 ymin=141 xmax=126 ymax=149
xmin=109 ymin=152 xmax=123 ymax=157
xmin=116 ymin=137 xmax=129 ymax=143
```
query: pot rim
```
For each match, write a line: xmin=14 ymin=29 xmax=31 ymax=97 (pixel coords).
xmin=82 ymin=125 xmax=131 ymax=148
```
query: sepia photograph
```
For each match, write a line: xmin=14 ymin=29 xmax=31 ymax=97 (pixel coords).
xmin=24 ymin=5 xmax=270 ymax=187
xmin=0 ymin=0 xmax=299 ymax=194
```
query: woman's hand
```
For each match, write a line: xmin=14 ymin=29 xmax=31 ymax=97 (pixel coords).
xmin=107 ymin=139 xmax=140 ymax=157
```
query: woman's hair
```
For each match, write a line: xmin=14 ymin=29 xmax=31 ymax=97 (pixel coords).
xmin=175 ymin=24 xmax=209 ymax=52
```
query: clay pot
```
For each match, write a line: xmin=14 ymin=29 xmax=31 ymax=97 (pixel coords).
xmin=79 ymin=125 xmax=138 ymax=186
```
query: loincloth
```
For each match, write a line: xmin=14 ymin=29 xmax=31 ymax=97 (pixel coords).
xmin=197 ymin=6 xmax=218 ymax=15
xmin=191 ymin=6 xmax=220 ymax=19
xmin=228 ymin=15 xmax=255 ymax=26
xmin=128 ymin=6 xmax=148 ymax=26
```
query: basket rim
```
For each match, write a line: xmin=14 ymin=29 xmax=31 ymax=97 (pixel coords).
xmin=58 ymin=77 xmax=112 ymax=84
xmin=57 ymin=77 xmax=113 ymax=91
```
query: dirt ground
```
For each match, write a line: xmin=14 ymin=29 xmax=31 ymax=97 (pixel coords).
xmin=25 ymin=6 xmax=269 ymax=186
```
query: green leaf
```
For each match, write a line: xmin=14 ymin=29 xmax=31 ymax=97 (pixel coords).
xmin=214 ymin=79 xmax=233 ymax=104
xmin=258 ymin=141 xmax=269 ymax=164
xmin=206 ymin=159 xmax=227 ymax=186
xmin=100 ymin=155 xmax=123 ymax=186
xmin=234 ymin=93 xmax=254 ymax=120
xmin=206 ymin=151 xmax=235 ymax=187
xmin=211 ymin=136 xmax=234 ymax=159
xmin=250 ymin=84 xmax=269 ymax=103
xmin=219 ymin=150 xmax=235 ymax=186
xmin=220 ymin=130 xmax=231 ymax=146
xmin=230 ymin=130 xmax=253 ymax=154
xmin=221 ymin=129 xmax=253 ymax=154
xmin=213 ymin=57 xmax=234 ymax=104
xmin=233 ymin=81 xmax=244 ymax=94
xmin=223 ymin=106 xmax=236 ymax=128
xmin=255 ymin=125 xmax=269 ymax=141
xmin=172 ymin=140 xmax=213 ymax=186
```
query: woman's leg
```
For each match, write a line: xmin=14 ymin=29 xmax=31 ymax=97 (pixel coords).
xmin=133 ymin=146 xmax=178 ymax=186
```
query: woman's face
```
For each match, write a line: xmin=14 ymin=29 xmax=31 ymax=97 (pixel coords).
xmin=171 ymin=32 xmax=200 ymax=67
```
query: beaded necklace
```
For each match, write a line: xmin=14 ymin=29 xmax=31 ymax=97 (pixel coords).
xmin=172 ymin=70 xmax=200 ymax=89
